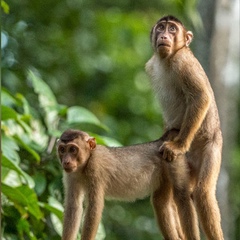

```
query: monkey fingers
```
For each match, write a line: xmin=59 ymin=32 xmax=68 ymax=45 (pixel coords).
xmin=159 ymin=145 xmax=176 ymax=162
xmin=159 ymin=142 xmax=183 ymax=162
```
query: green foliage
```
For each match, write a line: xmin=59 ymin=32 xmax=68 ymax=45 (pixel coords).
xmin=2 ymin=0 xmax=200 ymax=145
xmin=3 ymin=0 xmax=239 ymax=239
xmin=229 ymin=147 xmax=240 ymax=239
xmin=1 ymin=0 xmax=9 ymax=14
xmin=1 ymin=72 xmax=109 ymax=239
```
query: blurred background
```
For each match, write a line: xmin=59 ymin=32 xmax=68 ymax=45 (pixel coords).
xmin=1 ymin=0 xmax=239 ymax=239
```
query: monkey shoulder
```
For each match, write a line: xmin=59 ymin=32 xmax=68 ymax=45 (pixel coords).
xmin=171 ymin=48 xmax=199 ymax=72
xmin=170 ymin=49 xmax=211 ymax=90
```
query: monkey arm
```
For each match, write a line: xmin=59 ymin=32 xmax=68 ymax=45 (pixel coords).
xmin=81 ymin=184 xmax=105 ymax=240
xmin=176 ymin=67 xmax=212 ymax=151
xmin=62 ymin=177 xmax=85 ymax=240
xmin=160 ymin=60 xmax=212 ymax=161
xmin=160 ymin=86 xmax=211 ymax=161
xmin=177 ymin=93 xmax=211 ymax=152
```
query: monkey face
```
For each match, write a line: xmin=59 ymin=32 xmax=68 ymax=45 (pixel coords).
xmin=151 ymin=17 xmax=193 ymax=58
xmin=57 ymin=130 xmax=97 ymax=173
xmin=57 ymin=142 xmax=82 ymax=173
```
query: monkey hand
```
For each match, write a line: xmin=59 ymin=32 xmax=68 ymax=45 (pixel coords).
xmin=159 ymin=141 xmax=185 ymax=162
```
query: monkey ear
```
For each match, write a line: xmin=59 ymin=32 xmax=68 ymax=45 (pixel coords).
xmin=87 ymin=137 xmax=96 ymax=150
xmin=186 ymin=31 xmax=193 ymax=47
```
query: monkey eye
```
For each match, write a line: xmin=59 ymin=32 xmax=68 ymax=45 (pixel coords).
xmin=69 ymin=146 xmax=78 ymax=154
xmin=156 ymin=24 xmax=165 ymax=32
xmin=169 ymin=25 xmax=177 ymax=32
xmin=58 ymin=146 xmax=65 ymax=154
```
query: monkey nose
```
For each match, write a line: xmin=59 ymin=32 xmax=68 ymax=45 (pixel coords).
xmin=64 ymin=161 xmax=70 ymax=166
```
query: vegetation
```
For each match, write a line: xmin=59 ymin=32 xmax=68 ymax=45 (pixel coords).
xmin=1 ymin=0 xmax=239 ymax=239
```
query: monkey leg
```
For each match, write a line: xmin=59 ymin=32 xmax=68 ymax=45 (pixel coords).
xmin=192 ymin=142 xmax=224 ymax=240
xmin=151 ymin=174 xmax=184 ymax=240
xmin=172 ymin=187 xmax=200 ymax=240
xmin=168 ymin=157 xmax=200 ymax=240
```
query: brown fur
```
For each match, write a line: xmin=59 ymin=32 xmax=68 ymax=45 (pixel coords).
xmin=57 ymin=129 xmax=197 ymax=240
xmin=146 ymin=15 xmax=223 ymax=239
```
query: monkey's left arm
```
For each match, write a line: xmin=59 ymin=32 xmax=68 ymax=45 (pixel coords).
xmin=160 ymin=61 xmax=211 ymax=161
xmin=81 ymin=184 xmax=105 ymax=240
xmin=175 ymin=63 xmax=212 ymax=152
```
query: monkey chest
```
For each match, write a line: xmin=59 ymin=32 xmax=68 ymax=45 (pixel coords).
xmin=157 ymin=79 xmax=186 ymax=127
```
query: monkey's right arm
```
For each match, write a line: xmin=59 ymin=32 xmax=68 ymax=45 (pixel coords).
xmin=62 ymin=176 xmax=84 ymax=240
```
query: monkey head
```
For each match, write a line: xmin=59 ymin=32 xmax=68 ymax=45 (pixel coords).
xmin=57 ymin=129 xmax=96 ymax=173
xmin=150 ymin=15 xmax=193 ymax=59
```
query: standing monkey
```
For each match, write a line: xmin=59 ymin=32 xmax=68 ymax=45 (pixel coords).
xmin=57 ymin=129 xmax=199 ymax=240
xmin=146 ymin=15 xmax=223 ymax=239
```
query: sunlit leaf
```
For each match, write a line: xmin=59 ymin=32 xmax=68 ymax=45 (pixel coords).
xmin=39 ymin=202 xmax=63 ymax=220
xmin=1 ymin=0 xmax=9 ymax=14
xmin=1 ymin=105 xmax=18 ymax=121
xmin=2 ymin=184 xmax=43 ymax=220
xmin=67 ymin=106 xmax=107 ymax=130
xmin=1 ymin=134 xmax=20 ymax=163
xmin=2 ymin=155 xmax=35 ymax=188
xmin=29 ymin=70 xmax=58 ymax=107
xmin=1 ymin=167 xmax=22 ymax=187
xmin=28 ymin=70 xmax=60 ymax=132
xmin=51 ymin=213 xmax=62 ymax=236
xmin=16 ymin=93 xmax=31 ymax=115
xmin=17 ymin=218 xmax=37 ymax=240
xmin=91 ymin=133 xmax=122 ymax=147
xmin=1 ymin=88 xmax=18 ymax=106
xmin=13 ymin=135 xmax=40 ymax=163
xmin=95 ymin=222 xmax=106 ymax=240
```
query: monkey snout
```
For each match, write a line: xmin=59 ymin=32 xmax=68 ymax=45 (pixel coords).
xmin=63 ymin=161 xmax=70 ymax=166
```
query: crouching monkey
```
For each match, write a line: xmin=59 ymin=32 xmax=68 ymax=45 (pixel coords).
xmin=57 ymin=129 xmax=199 ymax=240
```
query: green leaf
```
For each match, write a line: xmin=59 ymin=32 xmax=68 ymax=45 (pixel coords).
xmin=1 ymin=167 xmax=22 ymax=187
xmin=1 ymin=134 xmax=20 ymax=163
xmin=2 ymin=155 xmax=35 ymax=188
xmin=39 ymin=203 xmax=63 ymax=220
xmin=17 ymin=218 xmax=37 ymax=240
xmin=16 ymin=93 xmax=31 ymax=115
xmin=67 ymin=106 xmax=107 ymax=130
xmin=33 ymin=173 xmax=47 ymax=196
xmin=1 ymin=88 xmax=18 ymax=106
xmin=47 ymin=197 xmax=64 ymax=236
xmin=28 ymin=70 xmax=58 ymax=108
xmin=50 ymin=213 xmax=62 ymax=236
xmin=91 ymin=133 xmax=122 ymax=147
xmin=1 ymin=0 xmax=10 ymax=14
xmin=2 ymin=184 xmax=43 ymax=220
xmin=28 ymin=70 xmax=60 ymax=132
xmin=14 ymin=135 xmax=40 ymax=163
xmin=48 ymin=196 xmax=64 ymax=212
xmin=96 ymin=222 xmax=106 ymax=240
xmin=1 ymin=105 xmax=18 ymax=121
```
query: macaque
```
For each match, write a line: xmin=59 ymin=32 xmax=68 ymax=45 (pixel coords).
xmin=57 ymin=129 xmax=199 ymax=240
xmin=145 ymin=15 xmax=224 ymax=239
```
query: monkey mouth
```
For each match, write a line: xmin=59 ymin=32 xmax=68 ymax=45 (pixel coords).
xmin=157 ymin=43 xmax=170 ymax=48
xmin=64 ymin=167 xmax=76 ymax=173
